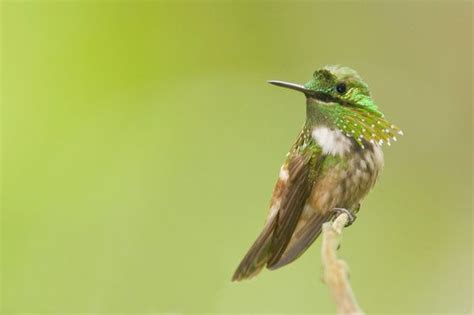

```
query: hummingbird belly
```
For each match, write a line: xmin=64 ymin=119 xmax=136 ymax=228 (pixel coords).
xmin=286 ymin=143 xmax=384 ymax=257
xmin=308 ymin=143 xmax=384 ymax=214
xmin=269 ymin=142 xmax=384 ymax=270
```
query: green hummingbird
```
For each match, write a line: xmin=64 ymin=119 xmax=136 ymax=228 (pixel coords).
xmin=232 ymin=65 xmax=402 ymax=281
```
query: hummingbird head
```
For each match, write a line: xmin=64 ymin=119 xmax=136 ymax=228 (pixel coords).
xmin=303 ymin=65 xmax=376 ymax=110
xmin=269 ymin=65 xmax=402 ymax=147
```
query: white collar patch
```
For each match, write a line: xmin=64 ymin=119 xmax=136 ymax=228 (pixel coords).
xmin=312 ymin=126 xmax=352 ymax=156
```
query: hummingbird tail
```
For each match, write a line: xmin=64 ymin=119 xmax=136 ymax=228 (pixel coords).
xmin=267 ymin=211 xmax=333 ymax=270
xmin=232 ymin=219 xmax=276 ymax=281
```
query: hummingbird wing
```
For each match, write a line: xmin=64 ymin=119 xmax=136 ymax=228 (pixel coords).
xmin=266 ymin=150 xmax=320 ymax=268
xmin=232 ymin=144 xmax=321 ymax=281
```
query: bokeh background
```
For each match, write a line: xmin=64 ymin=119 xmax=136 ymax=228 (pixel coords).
xmin=1 ymin=1 xmax=472 ymax=314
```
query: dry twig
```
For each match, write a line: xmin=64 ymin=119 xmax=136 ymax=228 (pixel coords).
xmin=321 ymin=213 xmax=364 ymax=315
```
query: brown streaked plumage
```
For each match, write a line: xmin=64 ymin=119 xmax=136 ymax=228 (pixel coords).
xmin=232 ymin=66 xmax=400 ymax=281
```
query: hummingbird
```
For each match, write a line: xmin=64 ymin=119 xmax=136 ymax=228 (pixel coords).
xmin=232 ymin=65 xmax=402 ymax=281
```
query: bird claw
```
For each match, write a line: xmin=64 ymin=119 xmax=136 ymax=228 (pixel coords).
xmin=332 ymin=208 xmax=357 ymax=227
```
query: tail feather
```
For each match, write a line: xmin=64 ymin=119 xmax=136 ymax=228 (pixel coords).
xmin=268 ymin=211 xmax=332 ymax=270
xmin=232 ymin=219 xmax=276 ymax=281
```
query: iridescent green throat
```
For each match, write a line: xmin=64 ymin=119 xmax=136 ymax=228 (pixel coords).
xmin=310 ymin=102 xmax=403 ymax=149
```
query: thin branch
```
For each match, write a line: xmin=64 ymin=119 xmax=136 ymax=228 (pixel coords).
xmin=321 ymin=213 xmax=364 ymax=315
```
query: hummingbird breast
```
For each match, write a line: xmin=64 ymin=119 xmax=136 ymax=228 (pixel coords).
xmin=306 ymin=126 xmax=383 ymax=215
xmin=268 ymin=131 xmax=384 ymax=269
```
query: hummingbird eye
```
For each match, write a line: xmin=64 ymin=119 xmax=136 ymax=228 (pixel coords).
xmin=336 ymin=82 xmax=347 ymax=94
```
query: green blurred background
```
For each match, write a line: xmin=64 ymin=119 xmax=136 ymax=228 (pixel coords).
xmin=1 ymin=1 xmax=472 ymax=314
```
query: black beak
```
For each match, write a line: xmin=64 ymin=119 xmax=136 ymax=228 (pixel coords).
xmin=267 ymin=80 xmax=313 ymax=95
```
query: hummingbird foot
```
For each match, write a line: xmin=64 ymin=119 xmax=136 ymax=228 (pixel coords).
xmin=332 ymin=208 xmax=357 ymax=227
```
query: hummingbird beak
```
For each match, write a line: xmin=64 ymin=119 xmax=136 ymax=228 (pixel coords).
xmin=267 ymin=80 xmax=313 ymax=95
